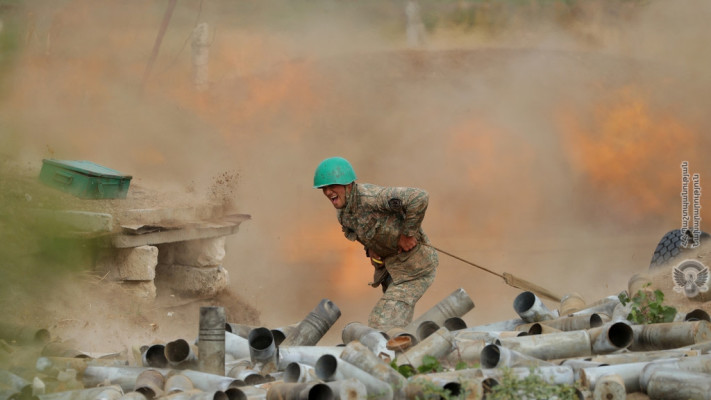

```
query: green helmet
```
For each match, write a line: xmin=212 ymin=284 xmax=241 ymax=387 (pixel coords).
xmin=313 ymin=157 xmax=357 ymax=188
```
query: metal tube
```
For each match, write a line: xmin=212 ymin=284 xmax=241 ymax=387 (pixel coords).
xmin=284 ymin=362 xmax=317 ymax=383
xmin=580 ymin=361 xmax=671 ymax=392
xmin=341 ymin=322 xmax=393 ymax=359
xmin=645 ymin=369 xmax=711 ymax=400
xmin=179 ymin=369 xmax=243 ymax=392
xmin=277 ymin=346 xmax=344 ymax=370
xmin=415 ymin=321 xmax=440 ymax=341
xmin=513 ymin=291 xmax=557 ymax=322
xmin=36 ymin=357 xmax=128 ymax=377
xmin=324 ymin=379 xmax=367 ymax=400
xmin=141 ymin=344 xmax=167 ymax=368
xmin=314 ymin=355 xmax=393 ymax=400
xmin=445 ymin=339 xmax=486 ymax=367
xmin=482 ymin=366 xmax=575 ymax=385
xmin=225 ymin=386 xmax=267 ymax=400
xmin=443 ymin=317 xmax=467 ymax=331
xmin=281 ymin=299 xmax=341 ymax=347
xmin=592 ymin=374 xmax=626 ymax=400
xmin=638 ymin=354 xmax=711 ymax=391
xmin=526 ymin=323 xmax=562 ymax=335
xmin=454 ymin=330 xmax=526 ymax=342
xmin=271 ymin=325 xmax=299 ymax=347
xmin=589 ymin=321 xmax=634 ymax=354
xmin=198 ymin=306 xmax=226 ymax=375
xmin=225 ymin=323 xmax=255 ymax=339
xmin=461 ymin=318 xmax=525 ymax=332
xmin=559 ymin=292 xmax=586 ymax=316
xmin=36 ymin=385 xmax=123 ymax=400
xmin=682 ymin=309 xmax=711 ymax=322
xmin=225 ymin=331 xmax=251 ymax=361
xmin=165 ymin=339 xmax=198 ymax=369
xmin=406 ymin=288 xmax=475 ymax=331
xmin=162 ymin=390 xmax=228 ymax=400
xmin=266 ymin=382 xmax=334 ymax=400
xmin=134 ymin=369 xmax=164 ymax=399
xmin=163 ymin=373 xmax=194 ymax=395
xmin=339 ymin=341 xmax=407 ymax=392
xmin=630 ymin=321 xmax=711 ymax=351
xmin=571 ymin=296 xmax=621 ymax=318
xmin=226 ymin=364 xmax=266 ymax=386
xmin=496 ymin=330 xmax=592 ymax=360
xmin=396 ymin=327 xmax=455 ymax=369
xmin=82 ymin=366 xmax=241 ymax=394
xmin=480 ymin=344 xmax=556 ymax=369
xmin=248 ymin=327 xmax=277 ymax=374
xmin=533 ymin=313 xmax=607 ymax=332
xmin=590 ymin=349 xmax=699 ymax=364
xmin=406 ymin=373 xmax=488 ymax=400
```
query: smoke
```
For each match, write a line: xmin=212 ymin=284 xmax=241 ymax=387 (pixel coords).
xmin=1 ymin=0 xmax=709 ymax=346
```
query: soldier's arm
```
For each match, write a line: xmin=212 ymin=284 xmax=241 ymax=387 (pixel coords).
xmin=378 ymin=186 xmax=430 ymax=237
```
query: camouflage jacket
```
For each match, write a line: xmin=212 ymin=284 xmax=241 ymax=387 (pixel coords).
xmin=338 ymin=183 xmax=438 ymax=284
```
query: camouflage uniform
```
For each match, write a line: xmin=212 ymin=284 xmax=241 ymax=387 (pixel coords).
xmin=338 ymin=183 xmax=438 ymax=330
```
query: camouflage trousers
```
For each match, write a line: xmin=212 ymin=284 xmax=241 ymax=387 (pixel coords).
xmin=367 ymin=268 xmax=436 ymax=331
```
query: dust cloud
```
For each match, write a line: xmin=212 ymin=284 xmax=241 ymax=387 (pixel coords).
xmin=1 ymin=0 xmax=710 ymax=348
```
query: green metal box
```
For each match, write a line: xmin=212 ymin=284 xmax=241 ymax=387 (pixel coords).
xmin=39 ymin=159 xmax=133 ymax=199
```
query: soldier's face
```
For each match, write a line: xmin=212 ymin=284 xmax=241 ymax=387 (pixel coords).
xmin=322 ymin=184 xmax=350 ymax=209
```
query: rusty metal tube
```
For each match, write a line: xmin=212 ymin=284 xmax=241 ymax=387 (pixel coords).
xmin=198 ymin=306 xmax=226 ymax=375
xmin=82 ymin=366 xmax=241 ymax=393
xmin=226 ymin=364 xmax=266 ymax=386
xmin=580 ymin=361 xmax=669 ymax=392
xmin=462 ymin=318 xmax=525 ymax=332
xmin=339 ymin=341 xmax=407 ymax=392
xmin=396 ymin=327 xmax=455 ymax=370
xmin=341 ymin=322 xmax=394 ymax=360
xmin=271 ymin=325 xmax=298 ymax=347
xmin=480 ymin=344 xmax=556 ymax=369
xmin=277 ymin=346 xmax=344 ymax=370
xmin=225 ymin=323 xmax=255 ymax=339
xmin=415 ymin=321 xmax=440 ymax=341
xmin=281 ymin=299 xmax=341 ymax=347
xmin=406 ymin=372 xmax=491 ymax=400
xmin=443 ymin=317 xmax=467 ymax=331
xmin=590 ymin=349 xmax=699 ymax=364
xmin=534 ymin=313 xmax=607 ymax=331
xmin=526 ymin=323 xmax=562 ymax=335
xmin=164 ymin=373 xmax=194 ymax=395
xmin=142 ymin=344 xmax=168 ymax=368
xmin=225 ymin=386 xmax=267 ymax=400
xmin=513 ymin=291 xmax=558 ymax=322
xmin=454 ymin=330 xmax=526 ymax=342
xmin=496 ymin=330 xmax=592 ymax=360
xmin=324 ymin=379 xmax=367 ymax=400
xmin=284 ymin=362 xmax=317 ymax=383
xmin=592 ymin=374 xmax=626 ymax=400
xmin=248 ymin=327 xmax=277 ymax=372
xmin=134 ymin=369 xmax=164 ymax=399
xmin=36 ymin=385 xmax=123 ymax=400
xmin=571 ymin=296 xmax=621 ymax=317
xmin=680 ymin=309 xmax=711 ymax=322
xmin=559 ymin=292 xmax=586 ymax=315
xmin=483 ymin=365 xmax=575 ymax=385
xmin=165 ymin=339 xmax=197 ymax=369
xmin=589 ymin=321 xmax=634 ymax=354
xmin=630 ymin=321 xmax=711 ymax=351
xmin=445 ymin=339 xmax=486 ymax=366
xmin=281 ymin=299 xmax=341 ymax=346
xmin=266 ymin=382 xmax=334 ymax=400
xmin=645 ymin=369 xmax=711 ymax=400
xmin=225 ymin=331 xmax=251 ymax=361
xmin=314 ymin=355 xmax=393 ymax=400
xmin=407 ymin=288 xmax=475 ymax=331
xmin=638 ymin=354 xmax=711 ymax=391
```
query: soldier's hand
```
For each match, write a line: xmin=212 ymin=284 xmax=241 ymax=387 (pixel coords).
xmin=398 ymin=234 xmax=417 ymax=252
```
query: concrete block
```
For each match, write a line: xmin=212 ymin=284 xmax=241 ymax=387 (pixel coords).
xmin=120 ymin=280 xmax=157 ymax=300
xmin=157 ymin=237 xmax=226 ymax=267
xmin=155 ymin=264 xmax=229 ymax=298
xmin=96 ymin=245 xmax=158 ymax=281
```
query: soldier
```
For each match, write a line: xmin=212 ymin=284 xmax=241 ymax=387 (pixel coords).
xmin=313 ymin=156 xmax=438 ymax=330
